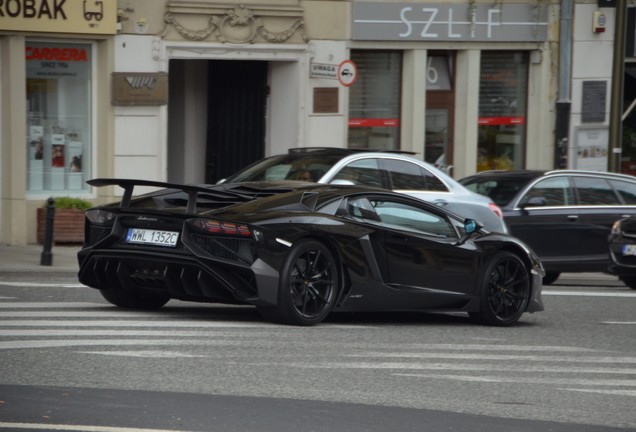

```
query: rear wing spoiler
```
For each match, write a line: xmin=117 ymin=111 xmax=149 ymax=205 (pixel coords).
xmin=87 ymin=178 xmax=249 ymax=213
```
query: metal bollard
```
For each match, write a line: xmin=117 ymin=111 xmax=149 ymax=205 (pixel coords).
xmin=40 ymin=197 xmax=56 ymax=266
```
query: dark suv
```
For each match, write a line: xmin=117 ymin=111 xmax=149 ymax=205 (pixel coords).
xmin=460 ymin=170 xmax=636 ymax=285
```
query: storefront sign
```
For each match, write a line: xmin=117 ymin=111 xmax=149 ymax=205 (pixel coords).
xmin=112 ymin=72 xmax=169 ymax=106
xmin=26 ymin=42 xmax=91 ymax=80
xmin=0 ymin=0 xmax=116 ymax=34
xmin=352 ymin=3 xmax=548 ymax=42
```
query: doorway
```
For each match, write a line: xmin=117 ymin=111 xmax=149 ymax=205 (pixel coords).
xmin=206 ymin=60 xmax=269 ymax=183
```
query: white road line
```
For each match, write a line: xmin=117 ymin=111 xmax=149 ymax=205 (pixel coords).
xmin=0 ymin=422 xmax=194 ymax=432
xmin=382 ymin=344 xmax=594 ymax=352
xmin=0 ymin=319 xmax=365 ymax=329
xmin=0 ymin=339 xmax=238 ymax=350
xmin=393 ymin=373 xmax=636 ymax=387
xmin=563 ymin=388 xmax=636 ymax=396
xmin=0 ymin=320 xmax=263 ymax=327
xmin=603 ymin=321 xmax=636 ymax=325
xmin=543 ymin=290 xmax=636 ymax=297
xmin=78 ymin=350 xmax=208 ymax=358
xmin=278 ymin=361 xmax=636 ymax=374
xmin=0 ymin=330 xmax=232 ymax=337
xmin=0 ymin=311 xmax=170 ymax=317
xmin=0 ymin=281 xmax=86 ymax=288
xmin=345 ymin=352 xmax=636 ymax=363
xmin=0 ymin=302 xmax=106 ymax=308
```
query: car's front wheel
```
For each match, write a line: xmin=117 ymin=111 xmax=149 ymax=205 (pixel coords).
xmin=619 ymin=275 xmax=636 ymax=290
xmin=100 ymin=288 xmax=170 ymax=309
xmin=471 ymin=251 xmax=531 ymax=326
xmin=258 ymin=240 xmax=338 ymax=326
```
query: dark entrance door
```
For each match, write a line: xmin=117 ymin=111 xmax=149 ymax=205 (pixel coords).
xmin=206 ymin=60 xmax=268 ymax=183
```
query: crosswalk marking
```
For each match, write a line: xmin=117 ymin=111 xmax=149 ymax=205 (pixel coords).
xmin=543 ymin=290 xmax=636 ymax=297
xmin=1 ymin=300 xmax=634 ymax=401
xmin=0 ymin=422 xmax=194 ymax=432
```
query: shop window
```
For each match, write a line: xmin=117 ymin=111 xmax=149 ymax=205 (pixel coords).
xmin=348 ymin=51 xmax=401 ymax=150
xmin=477 ymin=51 xmax=528 ymax=172
xmin=26 ymin=42 xmax=92 ymax=194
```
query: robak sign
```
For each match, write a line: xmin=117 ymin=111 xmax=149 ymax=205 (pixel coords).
xmin=0 ymin=0 xmax=117 ymax=34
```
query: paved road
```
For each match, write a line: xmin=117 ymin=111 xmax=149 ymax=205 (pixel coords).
xmin=0 ymin=274 xmax=634 ymax=431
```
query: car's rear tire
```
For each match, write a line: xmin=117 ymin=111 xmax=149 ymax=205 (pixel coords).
xmin=619 ymin=275 xmax=636 ymax=290
xmin=542 ymin=272 xmax=560 ymax=285
xmin=258 ymin=240 xmax=338 ymax=326
xmin=471 ymin=251 xmax=531 ymax=326
xmin=100 ymin=288 xmax=170 ymax=309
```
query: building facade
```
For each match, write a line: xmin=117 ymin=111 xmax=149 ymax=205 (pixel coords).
xmin=0 ymin=0 xmax=619 ymax=245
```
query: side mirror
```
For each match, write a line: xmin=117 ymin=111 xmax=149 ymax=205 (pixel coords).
xmin=464 ymin=218 xmax=481 ymax=234
xmin=457 ymin=218 xmax=482 ymax=245
xmin=519 ymin=196 xmax=546 ymax=209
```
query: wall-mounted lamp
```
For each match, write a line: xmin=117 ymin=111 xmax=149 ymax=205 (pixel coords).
xmin=593 ymin=11 xmax=607 ymax=33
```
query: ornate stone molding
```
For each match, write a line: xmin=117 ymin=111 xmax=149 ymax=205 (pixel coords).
xmin=163 ymin=3 xmax=308 ymax=44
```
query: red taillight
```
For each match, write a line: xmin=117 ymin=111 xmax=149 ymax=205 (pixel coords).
xmin=489 ymin=202 xmax=504 ymax=219
xmin=190 ymin=219 xmax=252 ymax=236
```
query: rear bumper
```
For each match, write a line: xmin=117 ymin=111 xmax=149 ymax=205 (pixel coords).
xmin=78 ymin=248 xmax=280 ymax=306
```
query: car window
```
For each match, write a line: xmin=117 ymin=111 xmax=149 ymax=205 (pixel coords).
xmin=333 ymin=167 xmax=387 ymax=188
xmin=333 ymin=159 xmax=389 ymax=188
xmin=610 ymin=179 xmax=636 ymax=204
xmin=461 ymin=177 xmax=527 ymax=206
xmin=380 ymin=159 xmax=448 ymax=192
xmin=223 ymin=154 xmax=342 ymax=183
xmin=522 ymin=177 xmax=573 ymax=206
xmin=348 ymin=197 xmax=455 ymax=238
xmin=573 ymin=177 xmax=620 ymax=205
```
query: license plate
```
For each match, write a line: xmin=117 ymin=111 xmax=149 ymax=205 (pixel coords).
xmin=126 ymin=228 xmax=179 ymax=247
xmin=622 ymin=244 xmax=636 ymax=256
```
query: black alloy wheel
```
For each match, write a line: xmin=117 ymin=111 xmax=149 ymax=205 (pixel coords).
xmin=100 ymin=288 xmax=170 ymax=310
xmin=259 ymin=240 xmax=338 ymax=326
xmin=472 ymin=251 xmax=531 ymax=326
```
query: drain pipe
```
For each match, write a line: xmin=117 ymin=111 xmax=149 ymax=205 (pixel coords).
xmin=555 ymin=0 xmax=573 ymax=169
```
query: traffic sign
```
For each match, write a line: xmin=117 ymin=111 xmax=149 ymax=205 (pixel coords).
xmin=338 ymin=60 xmax=357 ymax=87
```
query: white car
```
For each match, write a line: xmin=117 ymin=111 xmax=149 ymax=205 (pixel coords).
xmin=221 ymin=147 xmax=507 ymax=233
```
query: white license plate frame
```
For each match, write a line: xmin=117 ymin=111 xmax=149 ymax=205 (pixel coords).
xmin=126 ymin=228 xmax=179 ymax=247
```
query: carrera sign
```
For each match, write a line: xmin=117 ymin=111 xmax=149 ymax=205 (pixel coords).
xmin=26 ymin=46 xmax=88 ymax=61
xmin=0 ymin=0 xmax=116 ymax=34
xmin=26 ymin=42 xmax=91 ymax=80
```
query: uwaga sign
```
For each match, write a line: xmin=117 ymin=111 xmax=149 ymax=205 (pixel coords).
xmin=0 ymin=0 xmax=116 ymax=34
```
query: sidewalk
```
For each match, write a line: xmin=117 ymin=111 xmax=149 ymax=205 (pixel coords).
xmin=0 ymin=243 xmax=80 ymax=273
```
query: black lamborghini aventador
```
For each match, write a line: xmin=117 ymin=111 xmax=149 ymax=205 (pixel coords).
xmin=78 ymin=179 xmax=544 ymax=326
